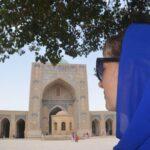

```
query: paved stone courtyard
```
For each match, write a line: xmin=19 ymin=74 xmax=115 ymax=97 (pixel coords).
xmin=0 ymin=136 xmax=119 ymax=150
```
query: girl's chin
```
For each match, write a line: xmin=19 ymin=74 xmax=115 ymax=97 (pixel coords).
xmin=105 ymin=103 xmax=110 ymax=110
xmin=105 ymin=103 xmax=115 ymax=111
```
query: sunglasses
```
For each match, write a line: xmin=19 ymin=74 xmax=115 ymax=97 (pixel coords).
xmin=96 ymin=57 xmax=119 ymax=81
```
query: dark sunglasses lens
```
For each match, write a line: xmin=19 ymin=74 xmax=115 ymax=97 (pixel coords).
xmin=96 ymin=59 xmax=104 ymax=81
xmin=96 ymin=57 xmax=119 ymax=80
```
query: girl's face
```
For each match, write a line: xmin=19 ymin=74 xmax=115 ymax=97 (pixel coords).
xmin=98 ymin=62 xmax=119 ymax=111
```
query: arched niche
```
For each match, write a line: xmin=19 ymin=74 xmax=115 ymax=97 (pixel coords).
xmin=49 ymin=106 xmax=63 ymax=134
xmin=105 ymin=118 xmax=113 ymax=136
xmin=16 ymin=119 xmax=25 ymax=138
xmin=42 ymin=78 xmax=76 ymax=101
xmin=0 ymin=118 xmax=10 ymax=138
xmin=92 ymin=119 xmax=100 ymax=136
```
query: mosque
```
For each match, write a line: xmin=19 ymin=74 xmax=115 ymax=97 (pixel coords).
xmin=0 ymin=61 xmax=116 ymax=139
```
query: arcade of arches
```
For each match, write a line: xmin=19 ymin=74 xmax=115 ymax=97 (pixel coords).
xmin=91 ymin=118 xmax=114 ymax=136
xmin=0 ymin=112 xmax=26 ymax=139
xmin=0 ymin=63 xmax=116 ymax=139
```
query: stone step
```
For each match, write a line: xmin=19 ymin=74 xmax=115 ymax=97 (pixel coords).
xmin=43 ymin=135 xmax=71 ymax=140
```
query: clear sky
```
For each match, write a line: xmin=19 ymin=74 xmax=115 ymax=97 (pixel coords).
xmin=0 ymin=50 xmax=107 ymax=111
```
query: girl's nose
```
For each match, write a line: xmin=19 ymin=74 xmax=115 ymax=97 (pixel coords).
xmin=98 ymin=81 xmax=103 ymax=88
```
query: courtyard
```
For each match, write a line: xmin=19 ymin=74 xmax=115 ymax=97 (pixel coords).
xmin=0 ymin=136 xmax=119 ymax=150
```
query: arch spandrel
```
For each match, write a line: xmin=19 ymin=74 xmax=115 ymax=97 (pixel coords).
xmin=49 ymin=105 xmax=66 ymax=114
xmin=104 ymin=114 xmax=114 ymax=121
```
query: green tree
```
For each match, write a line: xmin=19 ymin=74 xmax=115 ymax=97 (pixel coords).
xmin=0 ymin=0 xmax=149 ymax=65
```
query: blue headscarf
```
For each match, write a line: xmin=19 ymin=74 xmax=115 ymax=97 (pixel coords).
xmin=113 ymin=23 xmax=150 ymax=150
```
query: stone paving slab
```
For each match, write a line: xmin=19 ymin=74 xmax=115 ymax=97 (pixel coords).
xmin=0 ymin=136 xmax=119 ymax=150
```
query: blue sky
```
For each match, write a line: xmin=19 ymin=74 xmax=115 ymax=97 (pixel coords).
xmin=0 ymin=50 xmax=106 ymax=111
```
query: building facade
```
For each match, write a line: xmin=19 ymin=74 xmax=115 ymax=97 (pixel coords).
xmin=0 ymin=62 xmax=116 ymax=139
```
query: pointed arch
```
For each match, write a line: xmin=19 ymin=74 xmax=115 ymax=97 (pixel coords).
xmin=16 ymin=119 xmax=25 ymax=138
xmin=42 ymin=78 xmax=76 ymax=100
xmin=105 ymin=118 xmax=113 ymax=135
xmin=92 ymin=119 xmax=100 ymax=136
xmin=0 ymin=118 xmax=10 ymax=138
xmin=49 ymin=105 xmax=65 ymax=114
xmin=61 ymin=122 xmax=66 ymax=131
xmin=49 ymin=106 xmax=64 ymax=134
